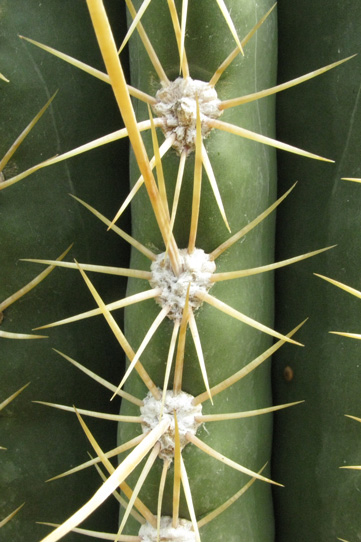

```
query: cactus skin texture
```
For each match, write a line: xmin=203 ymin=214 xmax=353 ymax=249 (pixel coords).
xmin=273 ymin=1 xmax=361 ymax=541
xmin=120 ymin=2 xmax=277 ymax=542
xmin=0 ymin=1 xmax=360 ymax=542
xmin=0 ymin=1 xmax=129 ymax=540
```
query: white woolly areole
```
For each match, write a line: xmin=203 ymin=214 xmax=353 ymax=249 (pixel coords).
xmin=150 ymin=248 xmax=216 ymax=322
xmin=139 ymin=517 xmax=195 ymax=542
xmin=140 ymin=390 xmax=202 ymax=461
xmin=153 ymin=77 xmax=222 ymax=154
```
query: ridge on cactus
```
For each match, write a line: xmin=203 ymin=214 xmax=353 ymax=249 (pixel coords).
xmin=1 ymin=1 xmax=360 ymax=542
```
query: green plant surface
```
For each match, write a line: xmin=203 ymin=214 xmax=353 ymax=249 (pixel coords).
xmin=272 ymin=1 xmax=361 ymax=540
xmin=119 ymin=1 xmax=278 ymax=541
xmin=1 ymin=1 xmax=360 ymax=542
xmin=0 ymin=1 xmax=130 ymax=540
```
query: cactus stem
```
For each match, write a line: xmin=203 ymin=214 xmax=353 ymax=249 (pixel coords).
xmin=210 ymin=183 xmax=297 ymax=260
xmin=19 ymin=35 xmax=157 ymax=105
xmin=109 ymin=136 xmax=175 ymax=230
xmin=0 ymin=120 xmax=155 ymax=192
xmin=34 ymin=289 xmax=161 ymax=331
xmin=73 ymin=407 xmax=163 ymax=527
xmin=342 ymin=177 xmax=361 ymax=183
xmin=47 ymin=434 xmax=147 ymax=482
xmin=197 ymin=463 xmax=267 ymax=528
xmin=220 ymin=55 xmax=356 ymax=109
xmin=19 ymin=34 xmax=109 ymax=83
xmin=70 ymin=194 xmax=156 ymax=261
xmin=209 ymin=3 xmax=277 ymax=86
xmin=211 ymin=245 xmax=335 ymax=282
xmin=186 ymin=433 xmax=282 ymax=487
xmin=52 ymin=349 xmax=144 ymax=406
xmin=0 ymin=91 xmax=57 ymax=173
xmin=197 ymin=291 xmax=303 ymax=345
xmin=36 ymin=420 xmax=168 ymax=542
xmin=0 ymin=244 xmax=73 ymax=314
xmin=35 ymin=323 xmax=305 ymax=540
xmin=91 ymin=457 xmax=147 ymax=526
xmin=193 ymin=319 xmax=307 ymax=405
xmin=74 ymin=260 xmax=160 ymax=400
xmin=208 ymin=118 xmax=335 ymax=162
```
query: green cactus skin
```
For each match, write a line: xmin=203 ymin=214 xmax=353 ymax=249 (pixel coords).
xmin=0 ymin=1 xmax=130 ymax=540
xmin=118 ymin=2 xmax=278 ymax=541
xmin=1 ymin=1 xmax=360 ymax=542
xmin=273 ymin=1 xmax=361 ymax=540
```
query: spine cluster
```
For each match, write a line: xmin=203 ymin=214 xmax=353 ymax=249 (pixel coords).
xmin=1 ymin=2 xmax=359 ymax=542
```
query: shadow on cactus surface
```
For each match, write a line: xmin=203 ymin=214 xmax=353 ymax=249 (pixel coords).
xmin=1 ymin=1 xmax=361 ymax=541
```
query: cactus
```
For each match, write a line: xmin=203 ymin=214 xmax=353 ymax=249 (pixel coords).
xmin=272 ymin=1 xmax=361 ymax=540
xmin=1 ymin=1 xmax=360 ymax=542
